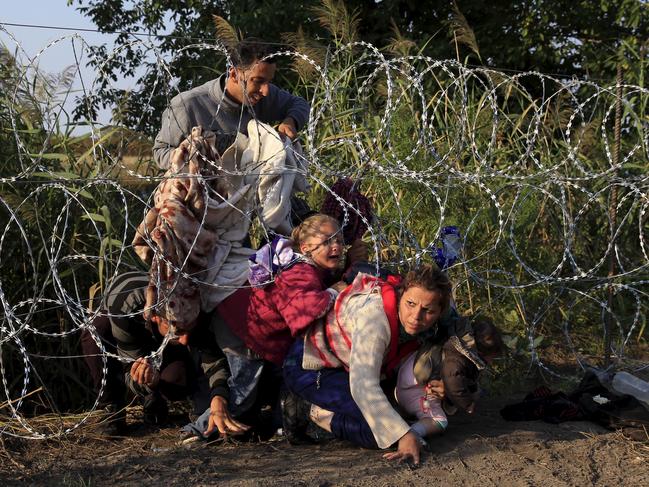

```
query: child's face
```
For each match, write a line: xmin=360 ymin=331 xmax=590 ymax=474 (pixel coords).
xmin=399 ymin=285 xmax=442 ymax=336
xmin=299 ymin=221 xmax=344 ymax=271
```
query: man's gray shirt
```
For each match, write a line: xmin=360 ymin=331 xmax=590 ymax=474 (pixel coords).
xmin=153 ymin=74 xmax=310 ymax=169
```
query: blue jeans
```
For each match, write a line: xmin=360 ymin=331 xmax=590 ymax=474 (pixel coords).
xmin=283 ymin=339 xmax=379 ymax=449
xmin=181 ymin=349 xmax=265 ymax=438
xmin=224 ymin=349 xmax=265 ymax=417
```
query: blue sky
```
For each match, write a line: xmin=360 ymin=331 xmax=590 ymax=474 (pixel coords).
xmin=1 ymin=1 xmax=104 ymax=72
xmin=1 ymin=1 xmax=136 ymax=126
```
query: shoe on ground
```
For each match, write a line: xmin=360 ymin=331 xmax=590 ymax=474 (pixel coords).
xmin=93 ymin=402 xmax=127 ymax=436
xmin=143 ymin=393 xmax=169 ymax=426
xmin=280 ymin=390 xmax=317 ymax=445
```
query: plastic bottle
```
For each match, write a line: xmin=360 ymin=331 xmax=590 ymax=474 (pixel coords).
xmin=432 ymin=226 xmax=462 ymax=270
xmin=610 ymin=371 xmax=649 ymax=408
xmin=441 ymin=226 xmax=461 ymax=264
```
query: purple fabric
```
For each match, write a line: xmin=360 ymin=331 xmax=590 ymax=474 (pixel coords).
xmin=248 ymin=236 xmax=299 ymax=286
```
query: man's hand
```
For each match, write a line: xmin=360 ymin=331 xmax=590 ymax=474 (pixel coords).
xmin=383 ymin=431 xmax=421 ymax=465
xmin=278 ymin=117 xmax=298 ymax=140
xmin=203 ymin=396 xmax=250 ymax=437
xmin=130 ymin=357 xmax=160 ymax=388
xmin=425 ymin=379 xmax=445 ymax=400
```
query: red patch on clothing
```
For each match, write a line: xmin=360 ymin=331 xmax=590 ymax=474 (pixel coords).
xmin=217 ymin=287 xmax=252 ymax=341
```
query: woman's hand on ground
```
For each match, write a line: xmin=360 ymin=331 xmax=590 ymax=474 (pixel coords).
xmin=130 ymin=357 xmax=159 ymax=387
xmin=383 ymin=431 xmax=421 ymax=465
xmin=204 ymin=396 xmax=250 ymax=437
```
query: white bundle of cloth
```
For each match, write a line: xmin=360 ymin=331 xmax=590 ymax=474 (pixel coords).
xmin=132 ymin=120 xmax=308 ymax=317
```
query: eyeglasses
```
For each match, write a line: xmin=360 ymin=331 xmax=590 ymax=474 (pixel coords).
xmin=319 ymin=233 xmax=344 ymax=247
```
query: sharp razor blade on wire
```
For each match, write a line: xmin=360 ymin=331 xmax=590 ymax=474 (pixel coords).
xmin=0 ymin=32 xmax=647 ymax=438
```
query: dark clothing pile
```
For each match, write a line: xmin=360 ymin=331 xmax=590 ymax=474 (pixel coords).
xmin=500 ymin=386 xmax=583 ymax=424
xmin=500 ymin=370 xmax=649 ymax=432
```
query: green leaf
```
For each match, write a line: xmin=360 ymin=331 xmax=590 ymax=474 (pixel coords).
xmin=81 ymin=213 xmax=106 ymax=223
xmin=104 ymin=238 xmax=123 ymax=247
xmin=74 ymin=190 xmax=95 ymax=200
xmin=10 ymin=128 xmax=42 ymax=134
xmin=503 ymin=334 xmax=519 ymax=349
xmin=32 ymin=171 xmax=79 ymax=180
xmin=623 ymin=163 xmax=649 ymax=170
xmin=27 ymin=153 xmax=68 ymax=161
xmin=100 ymin=205 xmax=112 ymax=234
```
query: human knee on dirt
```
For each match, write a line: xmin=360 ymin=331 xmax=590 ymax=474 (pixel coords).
xmin=282 ymin=263 xmax=458 ymax=465
xmin=396 ymin=315 xmax=505 ymax=441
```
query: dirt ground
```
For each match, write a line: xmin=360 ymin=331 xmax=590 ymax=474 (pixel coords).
xmin=2 ymin=390 xmax=648 ymax=487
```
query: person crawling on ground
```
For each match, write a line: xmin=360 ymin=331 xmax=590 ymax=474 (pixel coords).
xmin=395 ymin=316 xmax=504 ymax=442
xmin=282 ymin=264 xmax=453 ymax=464
xmin=81 ymin=271 xmax=248 ymax=437
xmin=183 ymin=214 xmax=367 ymax=443
xmin=240 ymin=214 xmax=349 ymax=366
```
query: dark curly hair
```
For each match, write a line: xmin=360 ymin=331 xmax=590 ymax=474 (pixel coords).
xmin=400 ymin=264 xmax=453 ymax=314
xmin=472 ymin=316 xmax=504 ymax=357
xmin=232 ymin=38 xmax=277 ymax=69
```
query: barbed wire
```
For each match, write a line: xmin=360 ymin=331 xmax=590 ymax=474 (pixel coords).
xmin=0 ymin=30 xmax=648 ymax=439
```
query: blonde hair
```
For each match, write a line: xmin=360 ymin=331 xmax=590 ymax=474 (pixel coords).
xmin=290 ymin=214 xmax=340 ymax=251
